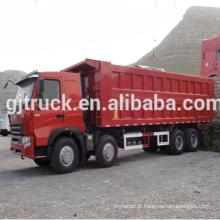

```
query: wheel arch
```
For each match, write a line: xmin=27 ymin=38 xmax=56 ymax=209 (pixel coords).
xmin=172 ymin=123 xmax=200 ymax=132
xmin=208 ymin=74 xmax=217 ymax=78
xmin=47 ymin=127 xmax=86 ymax=162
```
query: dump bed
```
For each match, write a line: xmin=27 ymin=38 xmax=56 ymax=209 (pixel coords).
xmin=62 ymin=59 xmax=215 ymax=128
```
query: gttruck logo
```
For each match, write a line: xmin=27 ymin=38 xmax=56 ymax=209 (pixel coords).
xmin=6 ymin=94 xmax=219 ymax=115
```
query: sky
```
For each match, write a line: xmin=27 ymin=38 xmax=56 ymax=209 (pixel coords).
xmin=0 ymin=0 xmax=220 ymax=73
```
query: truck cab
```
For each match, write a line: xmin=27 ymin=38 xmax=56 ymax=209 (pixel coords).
xmin=10 ymin=70 xmax=88 ymax=173
xmin=201 ymin=35 xmax=220 ymax=77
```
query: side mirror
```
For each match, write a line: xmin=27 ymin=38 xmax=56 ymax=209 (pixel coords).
xmin=3 ymin=80 xmax=16 ymax=89
xmin=37 ymin=78 xmax=44 ymax=96
xmin=3 ymin=81 xmax=9 ymax=89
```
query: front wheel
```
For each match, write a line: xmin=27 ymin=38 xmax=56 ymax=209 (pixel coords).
xmin=52 ymin=137 xmax=79 ymax=174
xmin=95 ymin=135 xmax=118 ymax=168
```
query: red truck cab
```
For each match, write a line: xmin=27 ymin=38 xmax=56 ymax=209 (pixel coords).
xmin=201 ymin=35 xmax=220 ymax=77
xmin=10 ymin=71 xmax=87 ymax=172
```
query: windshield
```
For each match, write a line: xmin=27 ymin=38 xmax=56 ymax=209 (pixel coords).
xmin=15 ymin=78 xmax=36 ymax=104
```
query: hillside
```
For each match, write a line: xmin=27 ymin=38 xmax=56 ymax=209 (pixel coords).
xmin=0 ymin=70 xmax=26 ymax=109
xmin=131 ymin=6 xmax=220 ymax=76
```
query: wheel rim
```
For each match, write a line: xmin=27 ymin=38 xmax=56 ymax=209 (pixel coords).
xmin=59 ymin=146 xmax=74 ymax=166
xmin=190 ymin=134 xmax=197 ymax=148
xmin=175 ymin=135 xmax=183 ymax=150
xmin=103 ymin=143 xmax=114 ymax=161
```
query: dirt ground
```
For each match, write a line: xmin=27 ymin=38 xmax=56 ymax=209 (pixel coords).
xmin=0 ymin=135 xmax=220 ymax=219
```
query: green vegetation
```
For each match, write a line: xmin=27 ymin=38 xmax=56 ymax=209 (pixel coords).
xmin=201 ymin=121 xmax=220 ymax=152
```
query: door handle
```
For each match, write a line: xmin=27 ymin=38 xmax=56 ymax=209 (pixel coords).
xmin=56 ymin=114 xmax=65 ymax=118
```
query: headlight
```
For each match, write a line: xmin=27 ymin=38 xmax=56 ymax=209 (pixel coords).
xmin=22 ymin=137 xmax=31 ymax=149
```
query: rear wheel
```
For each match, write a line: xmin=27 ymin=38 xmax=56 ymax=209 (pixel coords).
xmin=34 ymin=159 xmax=51 ymax=167
xmin=185 ymin=128 xmax=199 ymax=152
xmin=169 ymin=130 xmax=185 ymax=155
xmin=95 ymin=135 xmax=118 ymax=168
xmin=52 ymin=137 xmax=79 ymax=174
xmin=143 ymin=141 xmax=158 ymax=152
xmin=1 ymin=130 xmax=8 ymax=136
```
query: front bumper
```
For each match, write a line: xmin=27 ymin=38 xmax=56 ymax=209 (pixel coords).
xmin=10 ymin=135 xmax=35 ymax=159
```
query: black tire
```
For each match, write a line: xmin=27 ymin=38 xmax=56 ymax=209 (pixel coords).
xmin=95 ymin=135 xmax=118 ymax=168
xmin=169 ymin=130 xmax=185 ymax=155
xmin=52 ymin=137 xmax=79 ymax=174
xmin=34 ymin=159 xmax=51 ymax=167
xmin=185 ymin=128 xmax=199 ymax=152
xmin=1 ymin=130 xmax=8 ymax=136
xmin=143 ymin=141 xmax=158 ymax=152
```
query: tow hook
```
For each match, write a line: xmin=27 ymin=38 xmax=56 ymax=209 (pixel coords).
xmin=21 ymin=156 xmax=25 ymax=160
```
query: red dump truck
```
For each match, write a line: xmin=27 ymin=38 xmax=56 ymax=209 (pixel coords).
xmin=8 ymin=59 xmax=214 ymax=174
xmin=201 ymin=35 xmax=220 ymax=77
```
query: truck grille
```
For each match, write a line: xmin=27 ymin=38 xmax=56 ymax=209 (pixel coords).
xmin=11 ymin=121 xmax=24 ymax=135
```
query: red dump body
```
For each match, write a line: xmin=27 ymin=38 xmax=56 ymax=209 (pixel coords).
xmin=201 ymin=35 xmax=220 ymax=77
xmin=63 ymin=59 xmax=215 ymax=128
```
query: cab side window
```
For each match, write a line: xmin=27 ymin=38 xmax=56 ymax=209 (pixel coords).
xmin=43 ymin=80 xmax=60 ymax=103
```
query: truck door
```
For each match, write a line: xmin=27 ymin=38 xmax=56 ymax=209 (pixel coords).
xmin=33 ymin=78 xmax=64 ymax=147
xmin=62 ymin=73 xmax=84 ymax=130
